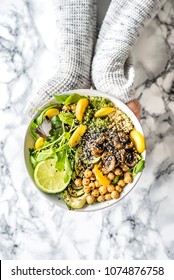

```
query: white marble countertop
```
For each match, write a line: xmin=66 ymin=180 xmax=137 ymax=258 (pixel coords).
xmin=0 ymin=0 xmax=174 ymax=260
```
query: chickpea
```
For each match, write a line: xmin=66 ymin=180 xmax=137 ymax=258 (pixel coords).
xmin=117 ymin=180 xmax=126 ymax=187
xmin=124 ymin=171 xmax=131 ymax=177
xmin=74 ymin=178 xmax=82 ymax=187
xmin=97 ymin=195 xmax=105 ymax=202
xmin=107 ymin=172 xmax=115 ymax=180
xmin=115 ymin=185 xmax=123 ymax=193
xmin=120 ymin=164 xmax=129 ymax=171
xmin=99 ymin=186 xmax=107 ymax=195
xmin=107 ymin=185 xmax=115 ymax=193
xmin=62 ymin=105 xmax=70 ymax=111
xmin=124 ymin=175 xmax=133 ymax=184
xmin=114 ymin=168 xmax=123 ymax=176
xmin=84 ymin=169 xmax=92 ymax=178
xmin=89 ymin=182 xmax=95 ymax=190
xmin=84 ymin=186 xmax=91 ymax=194
xmin=86 ymin=195 xmax=95 ymax=204
xmin=94 ymin=180 xmax=101 ymax=188
xmin=71 ymin=104 xmax=76 ymax=111
xmin=92 ymin=189 xmax=100 ymax=197
xmin=90 ymin=176 xmax=96 ymax=181
xmin=111 ymin=190 xmax=120 ymax=199
xmin=105 ymin=193 xmax=112 ymax=200
xmin=82 ymin=178 xmax=90 ymax=186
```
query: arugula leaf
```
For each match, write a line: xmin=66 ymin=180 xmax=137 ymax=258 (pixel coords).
xmin=64 ymin=132 xmax=70 ymax=140
xmin=55 ymin=150 xmax=72 ymax=183
xmin=56 ymin=150 xmax=66 ymax=171
xmin=58 ymin=112 xmax=74 ymax=126
xmin=36 ymin=147 xmax=55 ymax=162
xmin=64 ymin=156 xmax=72 ymax=184
xmin=35 ymin=105 xmax=57 ymax=125
xmin=29 ymin=122 xmax=38 ymax=140
xmin=51 ymin=115 xmax=62 ymax=128
xmin=132 ymin=160 xmax=145 ymax=178
xmin=30 ymin=155 xmax=38 ymax=168
xmin=64 ymin=94 xmax=82 ymax=105
xmin=54 ymin=95 xmax=69 ymax=104
xmin=49 ymin=128 xmax=64 ymax=141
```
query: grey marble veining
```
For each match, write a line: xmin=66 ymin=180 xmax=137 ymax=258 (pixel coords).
xmin=0 ymin=0 xmax=174 ymax=260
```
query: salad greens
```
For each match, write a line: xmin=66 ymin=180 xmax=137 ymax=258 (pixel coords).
xmin=54 ymin=93 xmax=82 ymax=105
xmin=132 ymin=160 xmax=145 ymax=178
xmin=58 ymin=112 xmax=74 ymax=126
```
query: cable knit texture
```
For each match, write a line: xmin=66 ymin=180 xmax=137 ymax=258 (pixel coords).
xmin=92 ymin=0 xmax=166 ymax=103
xmin=25 ymin=0 xmax=166 ymax=118
xmin=25 ymin=0 xmax=96 ymax=119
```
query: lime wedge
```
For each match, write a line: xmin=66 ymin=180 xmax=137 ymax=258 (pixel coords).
xmin=34 ymin=159 xmax=68 ymax=193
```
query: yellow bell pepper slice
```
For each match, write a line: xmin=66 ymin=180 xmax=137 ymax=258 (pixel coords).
xmin=94 ymin=164 xmax=111 ymax=186
xmin=94 ymin=107 xmax=115 ymax=118
xmin=44 ymin=108 xmax=59 ymax=119
xmin=69 ymin=125 xmax=87 ymax=147
xmin=76 ymin=98 xmax=89 ymax=122
xmin=35 ymin=137 xmax=44 ymax=150
xmin=130 ymin=129 xmax=146 ymax=153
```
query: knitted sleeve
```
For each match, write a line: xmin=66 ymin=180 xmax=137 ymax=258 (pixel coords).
xmin=92 ymin=0 xmax=166 ymax=103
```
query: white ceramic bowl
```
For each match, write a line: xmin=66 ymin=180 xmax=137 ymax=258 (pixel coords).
xmin=24 ymin=89 xmax=146 ymax=211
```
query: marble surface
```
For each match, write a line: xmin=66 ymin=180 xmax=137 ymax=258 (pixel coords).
xmin=0 ymin=0 xmax=174 ymax=260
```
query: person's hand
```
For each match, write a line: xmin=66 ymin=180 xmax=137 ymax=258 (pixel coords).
xmin=127 ymin=99 xmax=141 ymax=120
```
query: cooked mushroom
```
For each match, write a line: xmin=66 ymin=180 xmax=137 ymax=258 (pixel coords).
xmin=91 ymin=146 xmax=103 ymax=157
xmin=118 ymin=132 xmax=130 ymax=143
xmin=113 ymin=132 xmax=130 ymax=149
xmin=90 ymin=136 xmax=105 ymax=157
xmin=115 ymin=149 xmax=126 ymax=163
xmin=114 ymin=140 xmax=124 ymax=149
xmin=125 ymin=140 xmax=134 ymax=149
xmin=125 ymin=150 xmax=138 ymax=167
xmin=102 ymin=152 xmax=116 ymax=174
xmin=105 ymin=140 xmax=115 ymax=152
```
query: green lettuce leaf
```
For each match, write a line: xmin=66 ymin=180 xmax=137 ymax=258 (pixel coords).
xmin=56 ymin=150 xmax=66 ymax=171
xmin=36 ymin=147 xmax=55 ymax=162
xmin=54 ymin=95 xmax=69 ymax=104
xmin=30 ymin=155 xmax=38 ymax=168
xmin=132 ymin=160 xmax=145 ymax=178
xmin=29 ymin=122 xmax=38 ymax=140
xmin=51 ymin=115 xmax=62 ymax=128
xmin=64 ymin=94 xmax=82 ymax=105
xmin=58 ymin=112 xmax=74 ymax=126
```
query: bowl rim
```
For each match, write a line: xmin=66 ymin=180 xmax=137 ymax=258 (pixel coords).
xmin=24 ymin=89 xmax=146 ymax=212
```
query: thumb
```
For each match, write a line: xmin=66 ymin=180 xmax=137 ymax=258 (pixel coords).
xmin=127 ymin=99 xmax=141 ymax=121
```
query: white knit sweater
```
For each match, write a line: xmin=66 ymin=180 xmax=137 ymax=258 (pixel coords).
xmin=25 ymin=0 xmax=166 ymax=118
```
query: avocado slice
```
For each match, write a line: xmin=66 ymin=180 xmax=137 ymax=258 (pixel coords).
xmin=62 ymin=190 xmax=88 ymax=209
xmin=67 ymin=186 xmax=84 ymax=197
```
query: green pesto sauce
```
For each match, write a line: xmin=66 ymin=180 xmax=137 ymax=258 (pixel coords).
xmin=83 ymin=96 xmax=114 ymax=130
